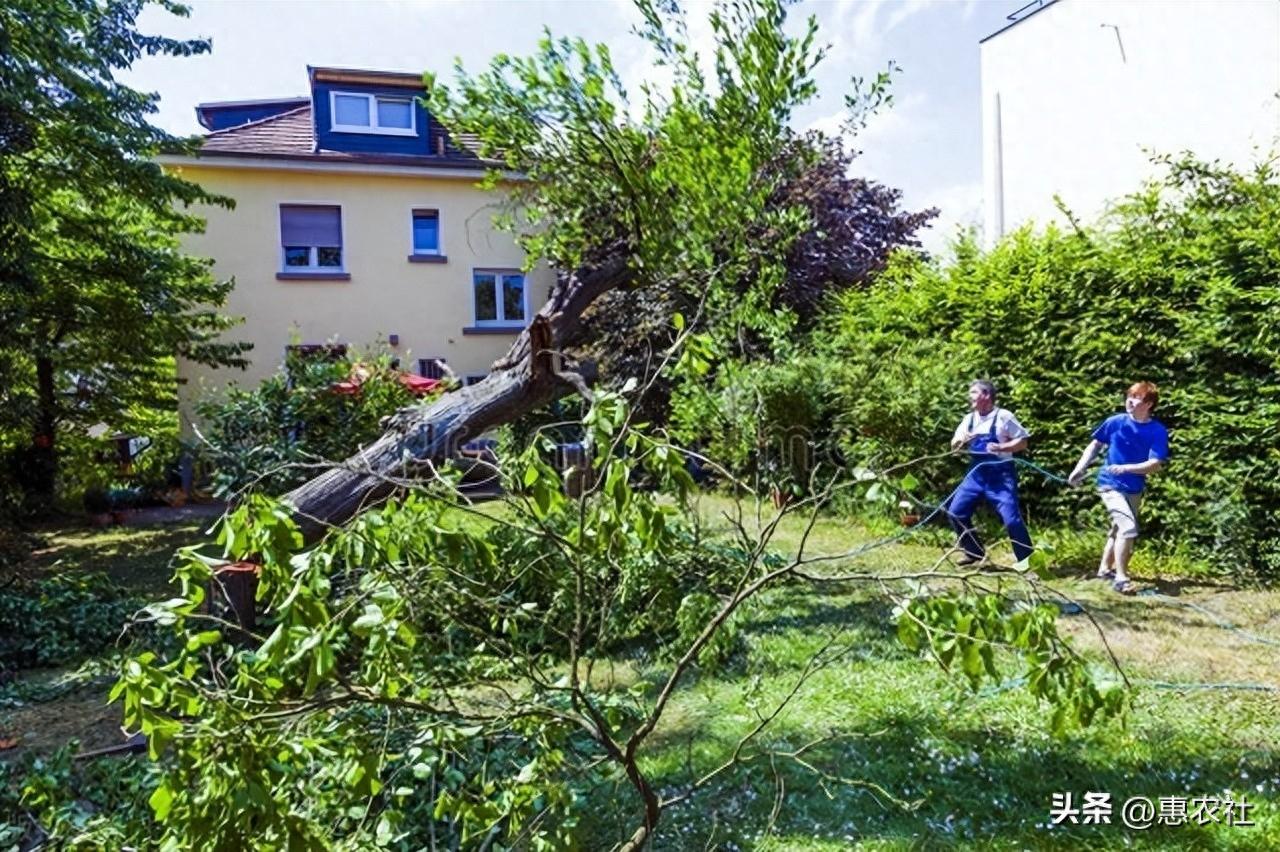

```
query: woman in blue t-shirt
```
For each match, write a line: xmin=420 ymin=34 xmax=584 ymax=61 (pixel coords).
xmin=1067 ymin=382 xmax=1169 ymax=595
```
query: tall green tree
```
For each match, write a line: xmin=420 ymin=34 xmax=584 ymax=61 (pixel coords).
xmin=283 ymin=0 xmax=835 ymax=534
xmin=0 ymin=0 xmax=247 ymax=506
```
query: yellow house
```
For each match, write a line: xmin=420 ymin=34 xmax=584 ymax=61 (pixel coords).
xmin=159 ymin=66 xmax=553 ymax=430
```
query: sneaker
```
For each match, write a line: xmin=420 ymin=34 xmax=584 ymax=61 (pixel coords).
xmin=1095 ymin=569 xmax=1116 ymax=581
xmin=1112 ymin=579 xmax=1138 ymax=596
xmin=955 ymin=553 xmax=985 ymax=567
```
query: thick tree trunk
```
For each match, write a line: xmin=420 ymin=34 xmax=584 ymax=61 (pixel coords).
xmin=282 ymin=249 xmax=632 ymax=541
xmin=26 ymin=355 xmax=58 ymax=504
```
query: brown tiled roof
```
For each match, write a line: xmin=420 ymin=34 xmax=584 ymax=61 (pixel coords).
xmin=199 ymin=104 xmax=490 ymax=169
xmin=202 ymin=106 xmax=313 ymax=155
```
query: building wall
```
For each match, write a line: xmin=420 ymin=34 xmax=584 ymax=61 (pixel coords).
xmin=169 ymin=161 xmax=554 ymax=431
xmin=981 ymin=0 xmax=1280 ymax=243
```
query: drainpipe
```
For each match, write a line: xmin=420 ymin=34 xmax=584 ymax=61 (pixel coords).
xmin=986 ymin=90 xmax=1006 ymax=246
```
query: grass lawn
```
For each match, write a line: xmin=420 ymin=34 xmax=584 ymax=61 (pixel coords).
xmin=592 ymin=494 xmax=1280 ymax=849
xmin=2 ymin=517 xmax=210 ymax=759
xmin=3 ymin=498 xmax=1278 ymax=849
xmin=24 ymin=515 xmax=216 ymax=596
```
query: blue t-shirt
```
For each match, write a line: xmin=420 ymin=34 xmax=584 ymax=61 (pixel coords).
xmin=1092 ymin=413 xmax=1169 ymax=493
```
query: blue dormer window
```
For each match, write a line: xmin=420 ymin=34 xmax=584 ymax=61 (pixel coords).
xmin=330 ymin=91 xmax=415 ymax=136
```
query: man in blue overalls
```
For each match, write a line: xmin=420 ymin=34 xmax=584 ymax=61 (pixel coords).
xmin=946 ymin=380 xmax=1035 ymax=566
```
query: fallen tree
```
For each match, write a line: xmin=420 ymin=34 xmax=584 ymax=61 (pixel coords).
xmin=280 ymin=0 xmax=827 ymax=536
xmin=282 ymin=247 xmax=631 ymax=540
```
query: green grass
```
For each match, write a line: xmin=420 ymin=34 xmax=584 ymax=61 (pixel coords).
xmin=26 ymin=521 xmax=209 ymax=596
xmin=7 ymin=499 xmax=1279 ymax=849
xmin=583 ymin=494 xmax=1280 ymax=849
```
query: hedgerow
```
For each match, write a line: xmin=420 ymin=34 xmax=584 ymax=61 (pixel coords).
xmin=816 ymin=155 xmax=1280 ymax=578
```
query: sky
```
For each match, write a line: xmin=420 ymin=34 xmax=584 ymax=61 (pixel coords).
xmin=122 ymin=0 xmax=1023 ymax=253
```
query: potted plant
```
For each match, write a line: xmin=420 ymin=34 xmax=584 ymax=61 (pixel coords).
xmin=83 ymin=488 xmax=112 ymax=527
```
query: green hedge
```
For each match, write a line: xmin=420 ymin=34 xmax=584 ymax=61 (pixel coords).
xmin=817 ymin=156 xmax=1280 ymax=578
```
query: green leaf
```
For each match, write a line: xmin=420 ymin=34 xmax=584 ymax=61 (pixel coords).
xmin=184 ymin=630 xmax=222 ymax=652
xmin=351 ymin=603 xmax=385 ymax=636
xmin=149 ymin=782 xmax=174 ymax=821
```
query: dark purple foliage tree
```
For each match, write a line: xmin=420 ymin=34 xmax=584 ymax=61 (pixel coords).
xmin=574 ymin=131 xmax=937 ymax=423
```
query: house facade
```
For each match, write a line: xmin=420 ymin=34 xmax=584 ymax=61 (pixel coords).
xmin=161 ymin=67 xmax=554 ymax=430
xmin=981 ymin=0 xmax=1280 ymax=244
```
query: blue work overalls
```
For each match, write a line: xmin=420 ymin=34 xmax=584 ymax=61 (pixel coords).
xmin=946 ymin=410 xmax=1034 ymax=563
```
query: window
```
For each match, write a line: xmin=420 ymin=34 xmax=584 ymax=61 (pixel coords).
xmin=411 ymin=209 xmax=440 ymax=255
xmin=472 ymin=270 xmax=526 ymax=326
xmin=330 ymin=91 xmax=415 ymax=135
xmin=418 ymin=357 xmax=448 ymax=380
xmin=280 ymin=205 xmax=343 ymax=272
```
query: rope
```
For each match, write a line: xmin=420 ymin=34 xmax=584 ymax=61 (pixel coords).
xmin=977 ymin=676 xmax=1280 ymax=697
xmin=870 ymin=454 xmax=1082 ymax=545
xmin=1138 ymin=679 xmax=1280 ymax=693
xmin=846 ymin=455 xmax=1280 ymax=653
xmin=1137 ymin=591 xmax=1280 ymax=649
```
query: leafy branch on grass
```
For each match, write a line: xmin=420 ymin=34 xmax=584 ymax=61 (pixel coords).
xmin=107 ymin=386 xmax=1133 ymax=849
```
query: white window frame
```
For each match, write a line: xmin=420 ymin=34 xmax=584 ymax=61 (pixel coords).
xmin=409 ymin=207 xmax=443 ymax=256
xmin=278 ymin=202 xmax=346 ymax=273
xmin=329 ymin=91 xmax=416 ymax=136
xmin=472 ymin=268 xmax=528 ymax=327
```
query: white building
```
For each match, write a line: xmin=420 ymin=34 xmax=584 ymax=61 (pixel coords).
xmin=981 ymin=0 xmax=1280 ymax=243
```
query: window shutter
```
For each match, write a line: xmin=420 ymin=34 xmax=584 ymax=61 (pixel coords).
xmin=280 ymin=205 xmax=342 ymax=247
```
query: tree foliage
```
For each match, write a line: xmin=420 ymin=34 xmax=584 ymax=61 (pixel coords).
xmin=424 ymin=0 xmax=830 ymax=379
xmin=580 ymin=132 xmax=936 ymax=423
xmin=107 ymin=390 xmax=1122 ymax=850
xmin=0 ymin=0 xmax=248 ymax=505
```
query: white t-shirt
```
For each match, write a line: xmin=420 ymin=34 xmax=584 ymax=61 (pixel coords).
xmin=952 ymin=408 xmax=1030 ymax=460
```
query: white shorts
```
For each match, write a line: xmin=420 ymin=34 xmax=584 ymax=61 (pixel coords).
xmin=1100 ymin=488 xmax=1142 ymax=540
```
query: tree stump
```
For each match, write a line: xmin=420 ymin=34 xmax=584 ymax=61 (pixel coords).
xmin=209 ymin=561 xmax=260 ymax=638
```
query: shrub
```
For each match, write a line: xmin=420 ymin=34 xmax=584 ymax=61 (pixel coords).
xmin=195 ymin=350 xmax=427 ymax=497
xmin=817 ymin=155 xmax=1280 ymax=578
xmin=671 ymin=355 xmax=838 ymax=496
xmin=0 ymin=574 xmax=140 ymax=670
xmin=82 ymin=488 xmax=111 ymax=515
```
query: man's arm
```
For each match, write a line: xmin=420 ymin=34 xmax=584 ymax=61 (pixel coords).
xmin=1106 ymin=458 xmax=1163 ymax=477
xmin=991 ymin=436 xmax=1028 ymax=454
xmin=1068 ymin=440 xmax=1105 ymax=486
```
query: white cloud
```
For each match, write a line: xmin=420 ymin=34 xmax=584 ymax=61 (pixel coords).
xmin=822 ymin=0 xmax=932 ymax=56
xmin=916 ymin=179 xmax=984 ymax=255
xmin=883 ymin=0 xmax=931 ymax=36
